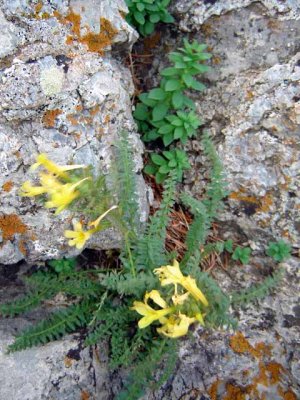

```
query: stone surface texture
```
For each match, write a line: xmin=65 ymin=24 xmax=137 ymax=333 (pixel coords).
xmin=177 ymin=0 xmax=300 ymax=250
xmin=0 ymin=0 xmax=147 ymax=265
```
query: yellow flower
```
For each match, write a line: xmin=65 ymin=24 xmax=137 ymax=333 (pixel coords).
xmin=144 ymin=290 xmax=168 ymax=309
xmin=131 ymin=290 xmax=174 ymax=329
xmin=154 ymin=260 xmax=208 ymax=307
xmin=64 ymin=221 xmax=94 ymax=249
xmin=157 ymin=313 xmax=196 ymax=338
xmin=64 ymin=207 xmax=119 ymax=249
xmin=45 ymin=177 xmax=89 ymax=214
xmin=195 ymin=312 xmax=205 ymax=326
xmin=31 ymin=153 xmax=86 ymax=178
xmin=88 ymin=205 xmax=118 ymax=229
xmin=172 ymin=291 xmax=190 ymax=305
xmin=39 ymin=172 xmax=64 ymax=193
xmin=20 ymin=181 xmax=47 ymax=197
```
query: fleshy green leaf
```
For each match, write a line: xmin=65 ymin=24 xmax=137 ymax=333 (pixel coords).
xmin=134 ymin=11 xmax=145 ymax=25
xmin=133 ymin=104 xmax=149 ymax=121
xmin=172 ymin=91 xmax=183 ymax=109
xmin=161 ymin=67 xmax=178 ymax=77
xmin=165 ymin=79 xmax=181 ymax=92
xmin=148 ymin=88 xmax=166 ymax=101
xmin=151 ymin=154 xmax=166 ymax=166
xmin=152 ymin=103 xmax=169 ymax=121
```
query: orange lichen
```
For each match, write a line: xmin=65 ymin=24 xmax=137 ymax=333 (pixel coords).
xmin=35 ymin=2 xmax=43 ymax=14
xmin=104 ymin=115 xmax=110 ymax=124
xmin=60 ymin=7 xmax=118 ymax=55
xmin=217 ymin=335 xmax=295 ymax=400
xmin=89 ymin=105 xmax=100 ymax=116
xmin=67 ymin=114 xmax=79 ymax=125
xmin=230 ymin=332 xmax=258 ymax=357
xmin=251 ymin=361 xmax=284 ymax=389
xmin=64 ymin=8 xmax=81 ymax=36
xmin=81 ymin=391 xmax=90 ymax=400
xmin=2 ymin=181 xmax=14 ymax=192
xmin=18 ymin=239 xmax=27 ymax=255
xmin=229 ymin=190 xmax=273 ymax=213
xmin=223 ymin=383 xmax=246 ymax=400
xmin=283 ymin=390 xmax=297 ymax=400
xmin=80 ymin=17 xmax=118 ymax=55
xmin=42 ymin=109 xmax=62 ymax=128
xmin=230 ymin=333 xmax=273 ymax=360
xmin=0 ymin=214 xmax=28 ymax=241
xmin=254 ymin=342 xmax=272 ymax=357
xmin=208 ymin=380 xmax=220 ymax=400
xmin=259 ymin=193 xmax=273 ymax=212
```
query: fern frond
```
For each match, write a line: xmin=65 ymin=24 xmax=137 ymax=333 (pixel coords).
xmin=26 ymin=272 xmax=101 ymax=298
xmin=84 ymin=305 xmax=131 ymax=346
xmin=231 ymin=268 xmax=284 ymax=306
xmin=181 ymin=132 xmax=226 ymax=267
xmin=113 ymin=130 xmax=141 ymax=236
xmin=0 ymin=289 xmax=51 ymax=317
xmin=116 ymin=338 xmax=177 ymax=400
xmin=201 ymin=131 xmax=228 ymax=218
xmin=101 ymin=271 xmax=157 ymax=297
xmin=134 ymin=170 xmax=177 ymax=271
xmin=8 ymin=303 xmax=90 ymax=352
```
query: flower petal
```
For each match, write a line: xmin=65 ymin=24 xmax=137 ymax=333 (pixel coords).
xmin=145 ymin=290 xmax=168 ymax=309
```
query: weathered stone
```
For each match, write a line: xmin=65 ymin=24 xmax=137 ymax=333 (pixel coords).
xmin=175 ymin=0 xmax=300 ymax=249
xmin=0 ymin=0 xmax=145 ymax=264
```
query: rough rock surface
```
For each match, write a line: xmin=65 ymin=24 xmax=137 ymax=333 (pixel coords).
xmin=0 ymin=0 xmax=147 ymax=265
xmin=176 ymin=0 xmax=300 ymax=249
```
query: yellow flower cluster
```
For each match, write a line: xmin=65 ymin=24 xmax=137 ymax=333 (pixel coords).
xmin=20 ymin=154 xmax=88 ymax=214
xmin=20 ymin=153 xmax=117 ymax=249
xmin=131 ymin=260 xmax=208 ymax=338
xmin=64 ymin=205 xmax=117 ymax=249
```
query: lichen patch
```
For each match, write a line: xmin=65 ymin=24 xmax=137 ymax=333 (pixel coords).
xmin=56 ymin=8 xmax=118 ymax=55
xmin=0 ymin=214 xmax=28 ymax=241
xmin=2 ymin=181 xmax=14 ymax=192
xmin=42 ymin=109 xmax=62 ymax=128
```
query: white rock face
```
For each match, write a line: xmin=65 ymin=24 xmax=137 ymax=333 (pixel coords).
xmin=0 ymin=0 xmax=146 ymax=264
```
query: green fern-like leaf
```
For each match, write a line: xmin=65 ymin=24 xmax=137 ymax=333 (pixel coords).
xmin=134 ymin=170 xmax=177 ymax=271
xmin=101 ymin=271 xmax=157 ymax=297
xmin=113 ymin=130 xmax=141 ymax=236
xmin=201 ymin=131 xmax=228 ymax=218
xmin=116 ymin=338 xmax=177 ymax=400
xmin=0 ymin=289 xmax=52 ymax=317
xmin=231 ymin=268 xmax=284 ymax=306
xmin=8 ymin=303 xmax=90 ymax=352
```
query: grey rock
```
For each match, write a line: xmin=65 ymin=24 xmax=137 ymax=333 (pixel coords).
xmin=0 ymin=1 xmax=145 ymax=264
xmin=177 ymin=0 xmax=300 ymax=248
